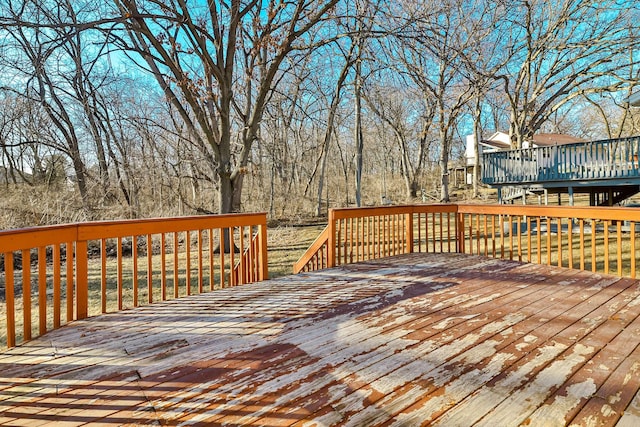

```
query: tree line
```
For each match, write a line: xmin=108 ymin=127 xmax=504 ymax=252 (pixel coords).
xmin=0 ymin=0 xmax=639 ymax=228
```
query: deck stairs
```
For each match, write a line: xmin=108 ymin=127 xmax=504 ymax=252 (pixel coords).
xmin=501 ymin=186 xmax=538 ymax=203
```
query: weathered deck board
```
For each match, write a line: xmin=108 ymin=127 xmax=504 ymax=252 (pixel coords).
xmin=2 ymin=252 xmax=640 ymax=426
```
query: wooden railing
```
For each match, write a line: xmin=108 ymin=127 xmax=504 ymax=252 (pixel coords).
xmin=458 ymin=204 xmax=640 ymax=278
xmin=294 ymin=205 xmax=458 ymax=273
xmin=0 ymin=213 xmax=268 ymax=348
xmin=293 ymin=226 xmax=330 ymax=273
xmin=483 ymin=136 xmax=640 ymax=185
xmin=296 ymin=204 xmax=640 ymax=281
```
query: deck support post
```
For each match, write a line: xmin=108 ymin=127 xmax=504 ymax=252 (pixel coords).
xmin=568 ymin=187 xmax=574 ymax=206
xmin=609 ymin=188 xmax=614 ymax=206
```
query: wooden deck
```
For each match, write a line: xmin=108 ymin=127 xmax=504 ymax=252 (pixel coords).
xmin=2 ymin=252 xmax=640 ymax=426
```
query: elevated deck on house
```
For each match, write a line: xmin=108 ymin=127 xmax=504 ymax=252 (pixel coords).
xmin=482 ymin=136 xmax=640 ymax=203
xmin=2 ymin=252 xmax=640 ymax=426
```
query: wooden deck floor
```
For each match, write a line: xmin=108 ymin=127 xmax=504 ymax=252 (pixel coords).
xmin=2 ymin=252 xmax=640 ymax=426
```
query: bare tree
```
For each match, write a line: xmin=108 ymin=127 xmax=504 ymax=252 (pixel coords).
xmin=0 ymin=0 xmax=105 ymax=213
xmin=491 ymin=0 xmax=639 ymax=148
xmin=389 ymin=0 xmax=475 ymax=201
xmin=111 ymin=0 xmax=339 ymax=214
xmin=364 ymin=84 xmax=434 ymax=200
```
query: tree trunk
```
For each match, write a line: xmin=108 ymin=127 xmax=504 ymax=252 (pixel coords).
xmin=316 ymin=141 xmax=329 ymax=217
xmin=354 ymin=49 xmax=364 ymax=207
xmin=473 ymin=94 xmax=482 ymax=198
xmin=439 ymin=128 xmax=450 ymax=202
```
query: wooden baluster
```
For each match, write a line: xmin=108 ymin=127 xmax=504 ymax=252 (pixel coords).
xmin=53 ymin=245 xmax=61 ymax=327
xmin=38 ymin=246 xmax=47 ymax=335
xmin=568 ymin=218 xmax=573 ymax=269
xmin=509 ymin=215 xmax=514 ymax=261
xmin=76 ymin=240 xmax=88 ymax=320
xmin=219 ymin=228 xmax=225 ymax=288
xmin=425 ymin=213 xmax=430 ymax=253
xmin=447 ymin=213 xmax=452 ymax=253
xmin=617 ymin=221 xmax=622 ymax=277
xmin=431 ymin=212 xmax=436 ymax=253
xmin=209 ymin=229 xmax=215 ymax=290
xmin=484 ymin=215 xmax=489 ymax=257
xmin=579 ymin=219 xmax=585 ymax=271
xmin=147 ymin=234 xmax=153 ymax=303
xmin=440 ymin=212 xmax=444 ymax=253
xmin=517 ymin=215 xmax=522 ymax=262
xmin=101 ymin=239 xmax=107 ymax=313
xmin=173 ymin=232 xmax=179 ymax=297
xmin=198 ymin=230 xmax=203 ymax=292
xmin=527 ymin=217 xmax=531 ymax=263
xmin=546 ymin=218 xmax=551 ymax=266
xmin=5 ymin=252 xmax=15 ymax=347
xmin=132 ymin=236 xmax=138 ymax=307
xmin=186 ymin=231 xmax=191 ymax=293
xmin=238 ymin=226 xmax=245 ymax=285
xmin=66 ymin=242 xmax=74 ymax=321
xmin=557 ymin=218 xmax=562 ymax=268
xmin=22 ymin=249 xmax=31 ymax=341
xmin=536 ymin=217 xmax=542 ymax=265
xmin=417 ymin=213 xmax=422 ymax=253
xmin=117 ymin=237 xmax=124 ymax=310
xmin=591 ymin=219 xmax=597 ymax=273
xmin=161 ymin=233 xmax=167 ymax=300
xmin=631 ymin=223 xmax=636 ymax=279
xmin=604 ymin=220 xmax=610 ymax=274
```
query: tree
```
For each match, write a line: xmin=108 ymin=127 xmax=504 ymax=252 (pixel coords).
xmin=492 ymin=0 xmax=639 ymax=148
xmin=112 ymin=0 xmax=339 ymax=214
xmin=364 ymin=84 xmax=434 ymax=200
xmin=0 ymin=0 xmax=98 ymax=212
xmin=390 ymin=0 xmax=475 ymax=201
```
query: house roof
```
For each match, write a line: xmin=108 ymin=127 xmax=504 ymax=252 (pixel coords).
xmin=530 ymin=133 xmax=586 ymax=146
xmin=480 ymin=139 xmax=511 ymax=150
xmin=480 ymin=131 xmax=511 ymax=149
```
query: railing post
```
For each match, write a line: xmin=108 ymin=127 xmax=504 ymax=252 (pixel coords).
xmin=259 ymin=219 xmax=269 ymax=281
xmin=327 ymin=209 xmax=336 ymax=268
xmin=75 ymin=239 xmax=89 ymax=320
xmin=457 ymin=209 xmax=464 ymax=253
xmin=405 ymin=212 xmax=414 ymax=253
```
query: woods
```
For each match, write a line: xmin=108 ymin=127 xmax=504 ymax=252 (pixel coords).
xmin=0 ymin=0 xmax=639 ymax=228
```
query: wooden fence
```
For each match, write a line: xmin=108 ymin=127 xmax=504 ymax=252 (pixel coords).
xmin=294 ymin=204 xmax=640 ymax=280
xmin=7 ymin=204 xmax=640 ymax=348
xmin=294 ymin=205 xmax=458 ymax=273
xmin=0 ymin=213 xmax=268 ymax=348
